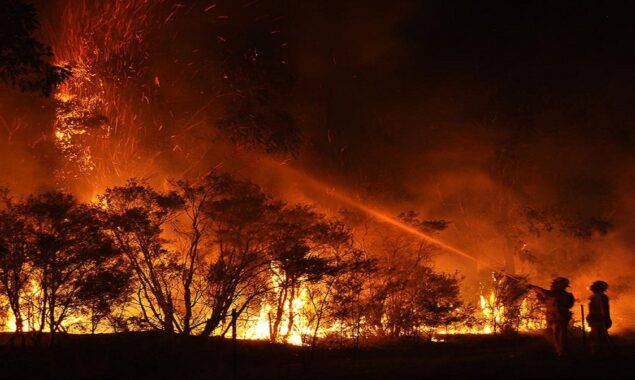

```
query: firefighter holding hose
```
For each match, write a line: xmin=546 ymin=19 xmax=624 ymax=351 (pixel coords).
xmin=528 ymin=277 xmax=575 ymax=356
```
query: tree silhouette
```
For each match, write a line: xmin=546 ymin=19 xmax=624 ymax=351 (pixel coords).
xmin=266 ymin=205 xmax=349 ymax=342
xmin=75 ymin=258 xmax=132 ymax=334
xmin=304 ymin=245 xmax=376 ymax=347
xmin=101 ymin=180 xmax=183 ymax=333
xmin=412 ymin=269 xmax=467 ymax=333
xmin=22 ymin=191 xmax=120 ymax=339
xmin=169 ymin=179 xmax=215 ymax=335
xmin=0 ymin=177 xmax=477 ymax=342
xmin=199 ymin=174 xmax=279 ymax=337
xmin=0 ymin=0 xmax=70 ymax=96
xmin=0 ymin=190 xmax=30 ymax=334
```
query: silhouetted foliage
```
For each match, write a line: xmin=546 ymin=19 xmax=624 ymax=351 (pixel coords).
xmin=412 ymin=269 xmax=467 ymax=330
xmin=0 ymin=190 xmax=127 ymax=339
xmin=306 ymin=246 xmax=377 ymax=346
xmin=0 ymin=175 xmax=474 ymax=341
xmin=0 ymin=190 xmax=30 ymax=333
xmin=266 ymin=205 xmax=349 ymax=342
xmin=101 ymin=180 xmax=184 ymax=333
xmin=22 ymin=192 xmax=121 ymax=337
xmin=76 ymin=260 xmax=132 ymax=334
xmin=0 ymin=0 xmax=70 ymax=96
xmin=398 ymin=211 xmax=451 ymax=233
xmin=198 ymin=174 xmax=278 ymax=337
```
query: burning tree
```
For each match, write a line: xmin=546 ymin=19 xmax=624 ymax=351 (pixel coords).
xmin=264 ymin=205 xmax=350 ymax=343
xmin=374 ymin=265 xmax=469 ymax=338
xmin=0 ymin=189 xmax=30 ymax=334
xmin=304 ymin=246 xmax=377 ymax=346
xmin=74 ymin=258 xmax=132 ymax=334
xmin=374 ymin=211 xmax=469 ymax=337
xmin=0 ymin=191 xmax=128 ymax=339
xmin=412 ymin=269 xmax=472 ymax=334
xmin=197 ymin=174 xmax=279 ymax=337
xmin=98 ymin=173 xmax=352 ymax=339
xmin=167 ymin=178 xmax=215 ymax=335
xmin=327 ymin=209 xmax=474 ymax=339
xmin=101 ymin=180 xmax=184 ymax=333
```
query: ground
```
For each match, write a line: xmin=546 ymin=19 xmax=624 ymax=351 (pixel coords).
xmin=0 ymin=332 xmax=632 ymax=379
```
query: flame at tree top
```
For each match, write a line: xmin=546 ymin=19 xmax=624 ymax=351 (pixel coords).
xmin=47 ymin=0 xmax=167 ymax=189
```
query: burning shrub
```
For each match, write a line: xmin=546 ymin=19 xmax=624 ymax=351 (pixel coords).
xmin=479 ymin=272 xmax=544 ymax=334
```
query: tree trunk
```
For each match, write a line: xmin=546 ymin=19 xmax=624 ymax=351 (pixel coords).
xmin=271 ymin=285 xmax=288 ymax=342
xmin=49 ymin=290 xmax=56 ymax=345
xmin=283 ymin=283 xmax=297 ymax=342
xmin=200 ymin=308 xmax=223 ymax=337
xmin=183 ymin=283 xmax=192 ymax=334
xmin=39 ymin=276 xmax=47 ymax=333
xmin=9 ymin=297 xmax=23 ymax=333
xmin=162 ymin=305 xmax=174 ymax=333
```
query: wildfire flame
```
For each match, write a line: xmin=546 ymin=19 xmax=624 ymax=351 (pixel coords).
xmin=46 ymin=0 xmax=166 ymax=189
xmin=0 ymin=0 xmax=594 ymax=344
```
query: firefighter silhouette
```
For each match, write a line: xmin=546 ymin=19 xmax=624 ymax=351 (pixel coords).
xmin=587 ymin=280 xmax=612 ymax=355
xmin=528 ymin=277 xmax=575 ymax=356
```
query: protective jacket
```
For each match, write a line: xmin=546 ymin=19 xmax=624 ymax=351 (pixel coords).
xmin=535 ymin=288 xmax=575 ymax=323
xmin=587 ymin=293 xmax=611 ymax=329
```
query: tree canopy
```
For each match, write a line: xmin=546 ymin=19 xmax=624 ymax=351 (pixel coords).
xmin=0 ymin=0 xmax=70 ymax=96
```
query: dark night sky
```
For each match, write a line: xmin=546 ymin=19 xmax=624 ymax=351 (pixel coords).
xmin=287 ymin=1 xmax=635 ymax=194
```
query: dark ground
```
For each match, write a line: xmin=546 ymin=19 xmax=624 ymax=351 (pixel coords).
xmin=0 ymin=331 xmax=632 ymax=379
